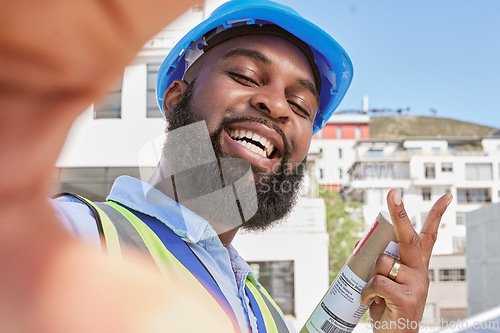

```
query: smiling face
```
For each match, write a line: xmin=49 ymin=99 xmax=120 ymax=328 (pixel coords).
xmin=173 ymin=34 xmax=319 ymax=173
xmin=162 ymin=34 xmax=320 ymax=230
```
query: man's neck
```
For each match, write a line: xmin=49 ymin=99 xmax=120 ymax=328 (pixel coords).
xmin=148 ymin=165 xmax=239 ymax=248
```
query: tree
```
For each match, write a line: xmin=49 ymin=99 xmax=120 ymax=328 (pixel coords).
xmin=319 ymin=188 xmax=364 ymax=283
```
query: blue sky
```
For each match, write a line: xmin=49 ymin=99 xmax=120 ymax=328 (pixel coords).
xmin=275 ymin=0 xmax=500 ymax=128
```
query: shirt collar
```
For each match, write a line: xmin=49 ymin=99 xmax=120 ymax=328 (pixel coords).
xmin=107 ymin=176 xmax=218 ymax=243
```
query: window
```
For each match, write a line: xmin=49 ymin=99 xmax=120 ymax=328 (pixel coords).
xmin=456 ymin=212 xmax=466 ymax=226
xmin=422 ymin=188 xmax=431 ymax=201
xmin=439 ymin=269 xmax=466 ymax=282
xmin=146 ymin=63 xmax=162 ymax=118
xmin=338 ymin=168 xmax=343 ymax=179
xmin=319 ymin=168 xmax=324 ymax=179
xmin=94 ymin=76 xmax=123 ymax=119
xmin=336 ymin=126 xmax=342 ymax=139
xmin=424 ymin=163 xmax=436 ymax=179
xmin=53 ymin=167 xmax=154 ymax=201
xmin=355 ymin=126 xmax=361 ymax=140
xmin=441 ymin=163 xmax=453 ymax=172
xmin=457 ymin=188 xmax=491 ymax=204
xmin=452 ymin=236 xmax=466 ymax=253
xmin=428 ymin=269 xmax=435 ymax=282
xmin=338 ymin=148 xmax=342 ymax=159
xmin=248 ymin=261 xmax=295 ymax=315
xmin=365 ymin=148 xmax=384 ymax=157
xmin=465 ymin=163 xmax=493 ymax=180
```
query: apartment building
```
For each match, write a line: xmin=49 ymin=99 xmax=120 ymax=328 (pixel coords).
xmin=309 ymin=113 xmax=371 ymax=191
xmin=339 ymin=134 xmax=500 ymax=323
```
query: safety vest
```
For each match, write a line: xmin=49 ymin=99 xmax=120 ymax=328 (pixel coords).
xmin=58 ymin=193 xmax=289 ymax=333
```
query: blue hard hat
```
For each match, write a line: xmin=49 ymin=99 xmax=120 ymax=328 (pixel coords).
xmin=156 ymin=0 xmax=353 ymax=134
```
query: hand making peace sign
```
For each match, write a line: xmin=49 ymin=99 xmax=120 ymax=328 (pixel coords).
xmin=361 ymin=189 xmax=453 ymax=332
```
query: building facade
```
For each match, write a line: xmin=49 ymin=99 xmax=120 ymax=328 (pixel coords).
xmin=340 ymin=135 xmax=500 ymax=323
xmin=466 ymin=202 xmax=500 ymax=317
xmin=310 ymin=113 xmax=370 ymax=191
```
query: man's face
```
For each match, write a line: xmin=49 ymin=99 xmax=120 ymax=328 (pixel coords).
xmin=182 ymin=34 xmax=319 ymax=173
xmin=164 ymin=35 xmax=320 ymax=230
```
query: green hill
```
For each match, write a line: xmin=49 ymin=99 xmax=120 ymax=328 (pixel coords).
xmin=370 ymin=116 xmax=496 ymax=140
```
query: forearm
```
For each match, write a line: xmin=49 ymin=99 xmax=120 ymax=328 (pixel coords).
xmin=0 ymin=1 xmax=201 ymax=331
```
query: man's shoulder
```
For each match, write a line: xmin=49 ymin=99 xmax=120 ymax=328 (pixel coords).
xmin=52 ymin=194 xmax=101 ymax=247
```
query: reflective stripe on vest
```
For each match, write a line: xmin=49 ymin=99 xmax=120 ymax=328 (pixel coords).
xmin=66 ymin=193 xmax=288 ymax=332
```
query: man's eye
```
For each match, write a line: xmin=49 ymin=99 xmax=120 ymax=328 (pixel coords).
xmin=228 ymin=72 xmax=259 ymax=87
xmin=288 ymin=101 xmax=311 ymax=119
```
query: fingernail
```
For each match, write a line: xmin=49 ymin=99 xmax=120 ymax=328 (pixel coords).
xmin=393 ymin=190 xmax=402 ymax=205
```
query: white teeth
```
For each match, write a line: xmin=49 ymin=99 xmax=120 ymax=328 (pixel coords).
xmin=228 ymin=129 xmax=276 ymax=158
xmin=266 ymin=144 xmax=274 ymax=157
xmin=262 ymin=137 xmax=269 ymax=148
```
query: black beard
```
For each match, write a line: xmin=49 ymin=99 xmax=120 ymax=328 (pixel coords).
xmin=166 ymin=82 xmax=306 ymax=231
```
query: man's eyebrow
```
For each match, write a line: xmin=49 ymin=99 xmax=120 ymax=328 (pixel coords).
xmin=299 ymin=78 xmax=320 ymax=107
xmin=222 ymin=48 xmax=271 ymax=64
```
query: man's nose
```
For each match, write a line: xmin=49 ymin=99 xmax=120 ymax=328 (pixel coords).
xmin=249 ymin=88 xmax=290 ymax=124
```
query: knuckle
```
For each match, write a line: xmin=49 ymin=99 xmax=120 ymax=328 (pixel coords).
xmin=409 ymin=231 xmax=420 ymax=248
xmin=422 ymin=230 xmax=438 ymax=244
xmin=397 ymin=209 xmax=408 ymax=219
xmin=372 ymin=274 xmax=387 ymax=289
xmin=423 ymin=275 xmax=430 ymax=287
xmin=376 ymin=253 xmax=391 ymax=267
xmin=416 ymin=283 xmax=428 ymax=301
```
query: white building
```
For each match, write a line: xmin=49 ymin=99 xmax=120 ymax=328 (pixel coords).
xmin=54 ymin=1 xmax=330 ymax=332
xmin=310 ymin=113 xmax=371 ymax=191
xmin=466 ymin=202 xmax=500 ymax=317
xmin=340 ymin=134 xmax=500 ymax=323
xmin=344 ymin=136 xmax=500 ymax=254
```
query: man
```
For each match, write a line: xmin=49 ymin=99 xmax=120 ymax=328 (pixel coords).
xmin=1 ymin=0 xmax=452 ymax=332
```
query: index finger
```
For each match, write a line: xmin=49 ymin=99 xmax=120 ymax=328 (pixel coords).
xmin=420 ymin=193 xmax=453 ymax=267
xmin=387 ymin=189 xmax=422 ymax=269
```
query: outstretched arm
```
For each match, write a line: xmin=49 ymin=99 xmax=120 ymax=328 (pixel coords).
xmin=0 ymin=1 xmax=234 ymax=332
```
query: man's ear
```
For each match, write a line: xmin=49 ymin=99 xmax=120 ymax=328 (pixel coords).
xmin=162 ymin=80 xmax=188 ymax=117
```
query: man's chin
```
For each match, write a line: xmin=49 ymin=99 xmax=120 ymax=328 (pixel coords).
xmin=239 ymin=161 xmax=306 ymax=231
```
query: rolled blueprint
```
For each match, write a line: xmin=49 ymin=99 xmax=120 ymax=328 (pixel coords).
xmin=300 ymin=211 xmax=399 ymax=333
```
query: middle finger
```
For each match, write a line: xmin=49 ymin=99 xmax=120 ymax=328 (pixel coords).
xmin=387 ymin=189 xmax=424 ymax=269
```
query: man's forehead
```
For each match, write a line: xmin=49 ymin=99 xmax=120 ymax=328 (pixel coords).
xmin=210 ymin=35 xmax=316 ymax=79
xmin=186 ymin=26 xmax=321 ymax=91
xmin=187 ymin=34 xmax=304 ymax=76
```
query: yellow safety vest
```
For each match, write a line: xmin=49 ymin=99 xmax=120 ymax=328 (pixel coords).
xmin=58 ymin=193 xmax=289 ymax=333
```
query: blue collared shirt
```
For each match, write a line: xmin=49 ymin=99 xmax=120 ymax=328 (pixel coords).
xmin=53 ymin=175 xmax=259 ymax=333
